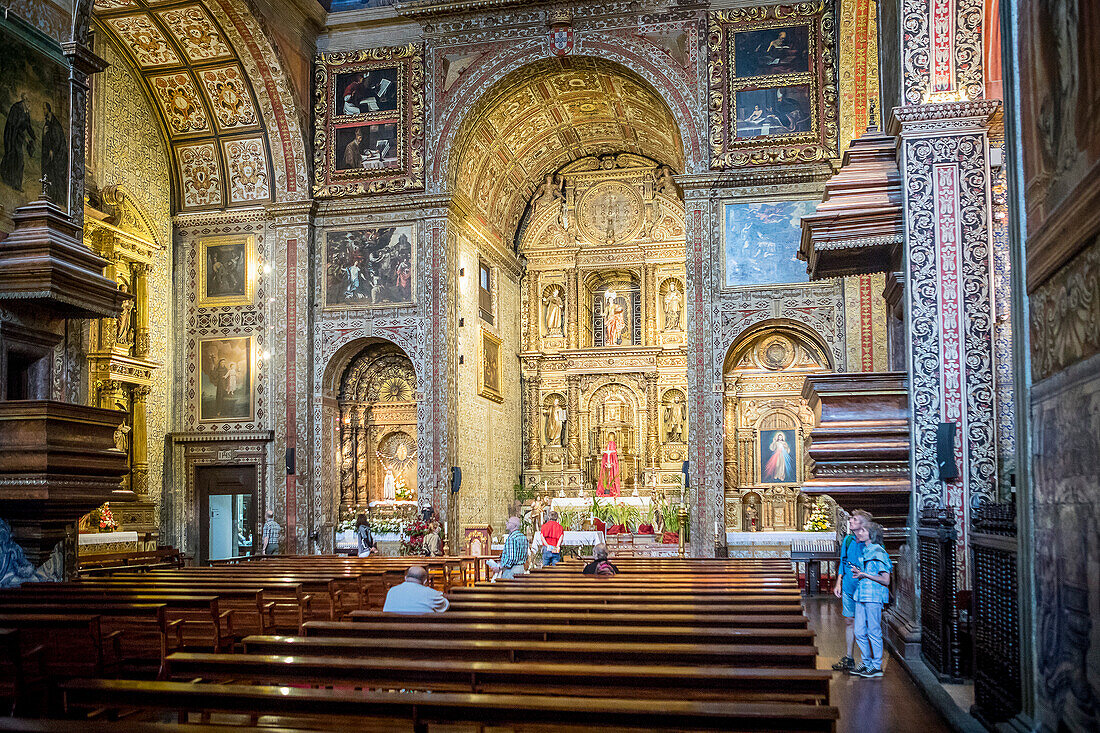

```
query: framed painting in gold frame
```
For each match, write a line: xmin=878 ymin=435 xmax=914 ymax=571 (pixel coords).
xmin=478 ymin=328 xmax=503 ymax=403
xmin=197 ymin=235 xmax=255 ymax=308
xmin=708 ymin=4 xmax=838 ymax=168
xmin=313 ymin=44 xmax=425 ymax=197
xmin=197 ymin=336 xmax=254 ymax=423
xmin=322 ymin=223 xmax=416 ymax=310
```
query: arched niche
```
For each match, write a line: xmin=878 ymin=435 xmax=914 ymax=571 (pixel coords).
xmin=721 ymin=321 xmax=831 ymax=531
xmin=331 ymin=340 xmax=418 ymax=513
xmin=586 ymin=270 xmax=641 ymax=348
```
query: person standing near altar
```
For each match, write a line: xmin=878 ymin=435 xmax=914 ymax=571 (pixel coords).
xmin=598 ymin=432 xmax=622 ymax=497
xmin=486 ymin=516 xmax=528 ymax=580
xmin=540 ymin=511 xmax=565 ymax=566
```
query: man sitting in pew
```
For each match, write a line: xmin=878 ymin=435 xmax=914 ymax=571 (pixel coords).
xmin=581 ymin=543 xmax=619 ymax=576
xmin=382 ymin=566 xmax=449 ymax=614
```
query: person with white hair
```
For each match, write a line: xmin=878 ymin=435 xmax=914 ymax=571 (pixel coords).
xmin=486 ymin=516 xmax=528 ymax=580
xmin=382 ymin=566 xmax=449 ymax=614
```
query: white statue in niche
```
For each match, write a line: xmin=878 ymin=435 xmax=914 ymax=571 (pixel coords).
xmin=545 ymin=396 xmax=566 ymax=446
xmin=664 ymin=393 xmax=686 ymax=443
xmin=383 ymin=467 xmax=396 ymax=501
xmin=663 ymin=281 xmax=682 ymax=331
xmin=543 ymin=286 xmax=564 ymax=336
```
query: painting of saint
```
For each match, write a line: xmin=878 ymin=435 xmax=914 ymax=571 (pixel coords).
xmin=724 ymin=199 xmax=818 ymax=286
xmin=733 ymin=25 xmax=810 ymax=78
xmin=734 ymin=85 xmax=812 ymax=138
xmin=334 ymin=122 xmax=399 ymax=172
xmin=478 ymin=329 xmax=503 ymax=402
xmin=324 ymin=225 xmax=415 ymax=308
xmin=198 ymin=337 xmax=252 ymax=422
xmin=335 ymin=67 xmax=398 ymax=115
xmin=760 ymin=429 xmax=797 ymax=483
xmin=0 ymin=18 xmax=71 ymax=213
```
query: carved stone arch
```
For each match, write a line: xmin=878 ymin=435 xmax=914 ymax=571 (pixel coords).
xmin=723 ymin=319 xmax=835 ymax=374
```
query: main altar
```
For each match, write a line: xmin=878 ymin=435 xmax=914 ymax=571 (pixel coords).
xmin=519 ymin=155 xmax=689 ymax=498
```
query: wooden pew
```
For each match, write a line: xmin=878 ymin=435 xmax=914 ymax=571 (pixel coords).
xmin=162 ymin=651 xmax=833 ymax=703
xmin=240 ymin=633 xmax=818 ymax=667
xmin=79 ymin=548 xmax=184 ymax=576
xmin=349 ymin=609 xmax=811 ymax=628
xmin=61 ymin=678 xmax=840 ymax=731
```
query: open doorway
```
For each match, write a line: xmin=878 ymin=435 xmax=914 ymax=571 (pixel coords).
xmin=196 ymin=465 xmax=257 ymax=564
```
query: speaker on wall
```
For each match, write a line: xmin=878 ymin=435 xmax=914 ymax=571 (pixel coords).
xmin=936 ymin=422 xmax=958 ymax=480
xmin=681 ymin=461 xmax=690 ymax=488
xmin=286 ymin=448 xmax=295 ymax=475
xmin=451 ymin=466 xmax=462 ymax=493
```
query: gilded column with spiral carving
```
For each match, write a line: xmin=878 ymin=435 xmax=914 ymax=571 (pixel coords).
xmin=566 ymin=374 xmax=581 ymax=469
xmin=524 ymin=375 xmax=541 ymax=470
xmin=723 ymin=376 xmax=739 ymax=494
xmin=646 ymin=372 xmax=659 ymax=468
xmin=566 ymin=268 xmax=579 ymax=349
xmin=354 ymin=406 xmax=369 ymax=506
xmin=526 ymin=272 xmax=539 ymax=352
xmin=340 ymin=407 xmax=355 ymax=510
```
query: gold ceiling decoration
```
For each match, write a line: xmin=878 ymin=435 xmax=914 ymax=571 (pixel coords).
xmin=449 ymin=57 xmax=684 ymax=246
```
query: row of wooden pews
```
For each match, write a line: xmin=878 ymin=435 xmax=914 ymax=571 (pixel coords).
xmin=23 ymin=555 xmax=840 ymax=731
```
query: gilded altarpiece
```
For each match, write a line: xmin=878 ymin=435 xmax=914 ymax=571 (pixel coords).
xmin=520 ymin=155 xmax=688 ymax=495
xmin=83 ymin=187 xmax=165 ymax=546
xmin=722 ymin=328 xmax=830 ymax=532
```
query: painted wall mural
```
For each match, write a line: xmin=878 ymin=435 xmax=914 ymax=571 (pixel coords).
xmin=0 ymin=15 xmax=70 ymax=212
xmin=324 ymin=225 xmax=416 ymax=309
xmin=314 ymin=44 xmax=424 ymax=197
xmin=723 ymin=200 xmax=817 ymax=287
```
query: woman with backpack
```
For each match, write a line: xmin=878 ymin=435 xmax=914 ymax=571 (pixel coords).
xmin=849 ymin=520 xmax=892 ymax=678
xmin=354 ymin=513 xmax=376 ymax=558
xmin=582 ymin=543 xmax=619 ymax=575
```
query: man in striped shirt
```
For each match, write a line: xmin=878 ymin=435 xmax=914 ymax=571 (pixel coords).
xmin=487 ymin=516 xmax=528 ymax=580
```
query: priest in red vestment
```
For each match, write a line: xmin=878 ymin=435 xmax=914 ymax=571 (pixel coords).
xmin=598 ymin=433 xmax=622 ymax=497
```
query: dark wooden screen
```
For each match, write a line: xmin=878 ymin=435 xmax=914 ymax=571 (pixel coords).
xmin=970 ymin=502 xmax=1021 ymax=726
xmin=918 ymin=507 xmax=963 ymax=680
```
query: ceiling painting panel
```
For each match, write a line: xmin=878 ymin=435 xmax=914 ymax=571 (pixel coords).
xmin=155 ymin=4 xmax=232 ymax=63
xmin=148 ymin=70 xmax=210 ymax=135
xmin=176 ymin=141 xmax=222 ymax=209
xmin=106 ymin=13 xmax=180 ymax=68
xmin=197 ymin=64 xmax=258 ymax=131
xmin=223 ymin=136 xmax=270 ymax=204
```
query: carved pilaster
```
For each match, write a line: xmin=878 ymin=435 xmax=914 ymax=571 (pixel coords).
xmin=644 ymin=262 xmax=658 ymax=345
xmin=645 ymin=373 xmax=659 ymax=467
xmin=566 ymin=374 xmax=581 ymax=469
xmin=340 ymin=407 xmax=354 ymax=509
xmin=132 ymin=263 xmax=151 ymax=359
xmin=525 ymin=376 xmax=541 ymax=470
xmin=566 ymin=268 xmax=579 ymax=349
xmin=130 ymin=385 xmax=150 ymax=495
xmin=526 ymin=272 xmax=540 ymax=351
xmin=354 ymin=406 xmax=369 ymax=506
xmin=723 ymin=378 xmax=739 ymax=493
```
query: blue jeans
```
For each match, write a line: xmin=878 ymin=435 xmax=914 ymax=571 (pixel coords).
xmin=542 ymin=550 xmax=562 ymax=566
xmin=855 ymin=601 xmax=884 ymax=669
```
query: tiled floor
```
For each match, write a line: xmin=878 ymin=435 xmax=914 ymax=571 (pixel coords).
xmin=804 ymin=597 xmax=954 ymax=733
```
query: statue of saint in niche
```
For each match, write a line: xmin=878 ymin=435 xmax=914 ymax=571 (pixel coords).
xmin=545 ymin=396 xmax=566 ymax=446
xmin=664 ymin=393 xmax=685 ymax=443
xmin=603 ymin=290 xmax=628 ymax=346
xmin=663 ymin=280 xmax=682 ymax=331
xmin=598 ymin=431 xmax=622 ymax=497
xmin=543 ymin=287 xmax=564 ymax=336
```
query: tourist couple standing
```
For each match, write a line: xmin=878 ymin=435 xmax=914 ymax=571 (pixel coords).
xmin=832 ymin=509 xmax=892 ymax=678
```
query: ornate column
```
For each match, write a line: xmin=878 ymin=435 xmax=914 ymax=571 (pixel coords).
xmin=339 ymin=406 xmax=354 ymax=510
xmin=566 ymin=374 xmax=581 ymax=469
xmin=566 ymin=268 xmax=580 ymax=349
xmin=354 ymin=406 xmax=369 ymax=506
xmin=723 ymin=376 xmax=739 ymax=499
xmin=645 ymin=373 xmax=659 ymax=468
xmin=644 ymin=262 xmax=658 ymax=345
xmin=96 ymin=379 xmax=126 ymax=411
xmin=524 ymin=375 xmax=541 ymax=471
xmin=132 ymin=263 xmax=151 ymax=359
xmin=130 ymin=385 xmax=150 ymax=495
xmin=525 ymin=269 xmax=539 ymax=349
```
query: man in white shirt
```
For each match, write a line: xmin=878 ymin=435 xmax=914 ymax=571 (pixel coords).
xmin=382 ymin=565 xmax=449 ymax=614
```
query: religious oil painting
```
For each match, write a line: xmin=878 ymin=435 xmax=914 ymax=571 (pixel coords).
xmin=724 ymin=200 xmax=817 ymax=287
xmin=0 ymin=15 xmax=71 ymax=215
xmin=197 ymin=235 xmax=255 ymax=308
xmin=333 ymin=122 xmax=400 ymax=172
xmin=734 ymin=85 xmax=812 ymax=138
xmin=760 ymin=429 xmax=797 ymax=483
xmin=478 ymin=328 xmax=503 ymax=403
xmin=335 ymin=67 xmax=399 ymax=115
xmin=733 ymin=25 xmax=809 ymax=78
xmin=324 ymin=224 xmax=415 ymax=309
xmin=198 ymin=336 xmax=253 ymax=422
xmin=314 ymin=45 xmax=424 ymax=196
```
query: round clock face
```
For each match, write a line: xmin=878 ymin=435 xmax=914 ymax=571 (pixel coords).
xmin=378 ymin=376 xmax=412 ymax=402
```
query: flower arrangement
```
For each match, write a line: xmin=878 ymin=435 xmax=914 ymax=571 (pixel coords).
xmin=804 ymin=497 xmax=832 ymax=532
xmin=97 ymin=503 xmax=119 ymax=532
xmin=393 ymin=479 xmax=414 ymax=502
xmin=400 ymin=517 xmax=442 ymax=556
